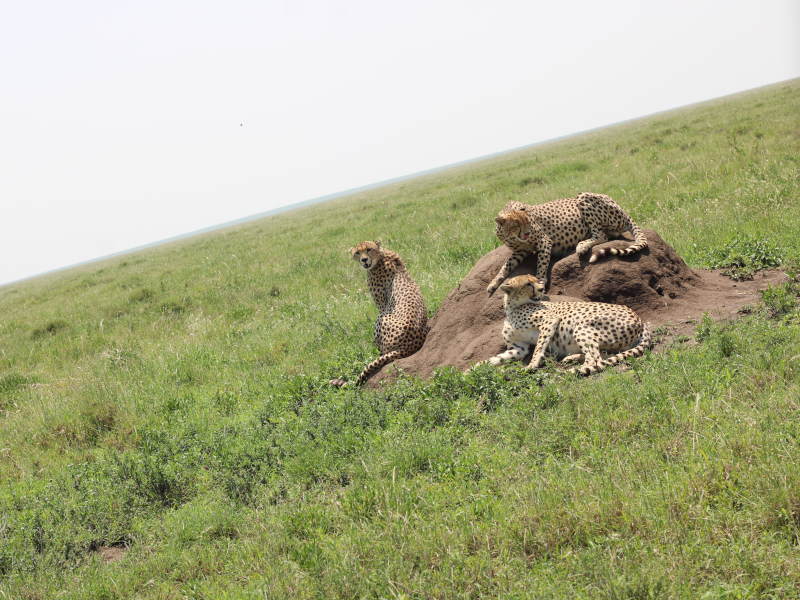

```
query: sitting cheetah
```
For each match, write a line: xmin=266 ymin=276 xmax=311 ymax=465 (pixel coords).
xmin=487 ymin=192 xmax=647 ymax=295
xmin=477 ymin=274 xmax=651 ymax=376
xmin=330 ymin=241 xmax=428 ymax=387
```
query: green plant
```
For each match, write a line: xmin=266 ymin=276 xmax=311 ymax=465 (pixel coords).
xmin=699 ymin=236 xmax=783 ymax=280
xmin=761 ymin=281 xmax=799 ymax=318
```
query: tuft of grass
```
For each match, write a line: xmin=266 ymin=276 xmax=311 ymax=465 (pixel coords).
xmin=761 ymin=278 xmax=800 ymax=318
xmin=546 ymin=160 xmax=590 ymax=178
xmin=128 ymin=287 xmax=155 ymax=303
xmin=518 ymin=175 xmax=546 ymax=187
xmin=0 ymin=372 xmax=32 ymax=396
xmin=159 ymin=298 xmax=189 ymax=314
xmin=30 ymin=319 xmax=68 ymax=339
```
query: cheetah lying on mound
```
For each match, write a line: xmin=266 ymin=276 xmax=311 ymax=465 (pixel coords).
xmin=477 ymin=274 xmax=651 ymax=376
xmin=330 ymin=241 xmax=428 ymax=387
xmin=487 ymin=192 xmax=648 ymax=295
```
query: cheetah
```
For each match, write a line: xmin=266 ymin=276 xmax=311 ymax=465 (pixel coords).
xmin=330 ymin=241 xmax=428 ymax=387
xmin=477 ymin=274 xmax=651 ymax=376
xmin=487 ymin=192 xmax=647 ymax=295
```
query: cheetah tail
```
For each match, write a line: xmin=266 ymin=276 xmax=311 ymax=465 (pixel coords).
xmin=354 ymin=350 xmax=404 ymax=386
xmin=601 ymin=322 xmax=652 ymax=368
xmin=589 ymin=221 xmax=649 ymax=263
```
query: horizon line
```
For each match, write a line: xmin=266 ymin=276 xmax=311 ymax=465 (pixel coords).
xmin=3 ymin=76 xmax=795 ymax=289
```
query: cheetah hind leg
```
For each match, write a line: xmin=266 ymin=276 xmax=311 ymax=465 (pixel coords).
xmin=568 ymin=334 xmax=605 ymax=376
xmin=576 ymin=230 xmax=608 ymax=258
xmin=597 ymin=322 xmax=653 ymax=370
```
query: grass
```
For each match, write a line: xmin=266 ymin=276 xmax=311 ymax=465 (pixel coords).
xmin=0 ymin=79 xmax=799 ymax=599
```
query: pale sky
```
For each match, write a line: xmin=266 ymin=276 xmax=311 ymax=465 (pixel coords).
xmin=1 ymin=1 xmax=798 ymax=286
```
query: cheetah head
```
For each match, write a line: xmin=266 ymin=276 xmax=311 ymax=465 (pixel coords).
xmin=350 ymin=240 xmax=383 ymax=270
xmin=500 ymin=274 xmax=546 ymax=303
xmin=495 ymin=210 xmax=537 ymax=245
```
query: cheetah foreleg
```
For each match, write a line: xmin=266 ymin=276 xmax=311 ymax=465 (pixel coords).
xmin=524 ymin=318 xmax=560 ymax=371
xmin=483 ymin=343 xmax=530 ymax=367
xmin=534 ymin=237 xmax=553 ymax=286
xmin=487 ymin=250 xmax=529 ymax=295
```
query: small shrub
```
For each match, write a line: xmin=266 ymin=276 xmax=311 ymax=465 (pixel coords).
xmin=761 ymin=285 xmax=797 ymax=318
xmin=108 ymin=452 xmax=194 ymax=508
xmin=128 ymin=288 xmax=155 ymax=303
xmin=715 ymin=330 xmax=736 ymax=357
xmin=518 ymin=176 xmax=546 ymax=187
xmin=31 ymin=319 xmax=68 ymax=340
xmin=699 ymin=236 xmax=783 ymax=280
xmin=160 ymin=300 xmax=188 ymax=315
xmin=695 ymin=313 xmax=714 ymax=342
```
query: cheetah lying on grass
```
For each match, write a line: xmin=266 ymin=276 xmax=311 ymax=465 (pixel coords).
xmin=487 ymin=192 xmax=648 ymax=295
xmin=477 ymin=274 xmax=651 ymax=376
xmin=330 ymin=241 xmax=428 ymax=387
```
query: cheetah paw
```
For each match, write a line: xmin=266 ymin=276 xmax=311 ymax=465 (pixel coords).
xmin=560 ymin=354 xmax=584 ymax=364
xmin=567 ymin=366 xmax=593 ymax=376
xmin=329 ymin=378 xmax=350 ymax=388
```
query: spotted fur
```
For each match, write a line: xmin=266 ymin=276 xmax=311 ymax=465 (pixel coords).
xmin=487 ymin=192 xmax=647 ymax=294
xmin=477 ymin=274 xmax=651 ymax=376
xmin=330 ymin=241 xmax=428 ymax=387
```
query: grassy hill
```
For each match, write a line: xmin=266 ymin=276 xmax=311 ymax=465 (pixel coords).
xmin=1 ymin=79 xmax=799 ymax=599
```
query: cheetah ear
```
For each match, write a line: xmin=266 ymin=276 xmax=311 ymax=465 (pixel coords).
xmin=374 ymin=240 xmax=382 ymax=249
xmin=494 ymin=215 xmax=504 ymax=224
xmin=348 ymin=246 xmax=356 ymax=256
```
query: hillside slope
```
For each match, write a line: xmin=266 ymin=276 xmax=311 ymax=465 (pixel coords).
xmin=1 ymin=79 xmax=799 ymax=598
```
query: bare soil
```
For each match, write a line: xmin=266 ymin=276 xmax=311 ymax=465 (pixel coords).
xmin=97 ymin=545 xmax=127 ymax=563
xmin=369 ymin=230 xmax=785 ymax=386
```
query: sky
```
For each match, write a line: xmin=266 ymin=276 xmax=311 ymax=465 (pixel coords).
xmin=1 ymin=1 xmax=798 ymax=286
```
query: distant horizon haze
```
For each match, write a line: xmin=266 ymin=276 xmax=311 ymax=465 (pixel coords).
xmin=0 ymin=79 xmax=795 ymax=288
xmin=1 ymin=0 xmax=798 ymax=286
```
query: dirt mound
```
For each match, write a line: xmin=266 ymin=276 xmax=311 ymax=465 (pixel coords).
xmin=368 ymin=230 xmax=785 ymax=386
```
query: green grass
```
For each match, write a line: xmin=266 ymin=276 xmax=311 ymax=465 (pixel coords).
xmin=1 ymin=79 xmax=799 ymax=599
